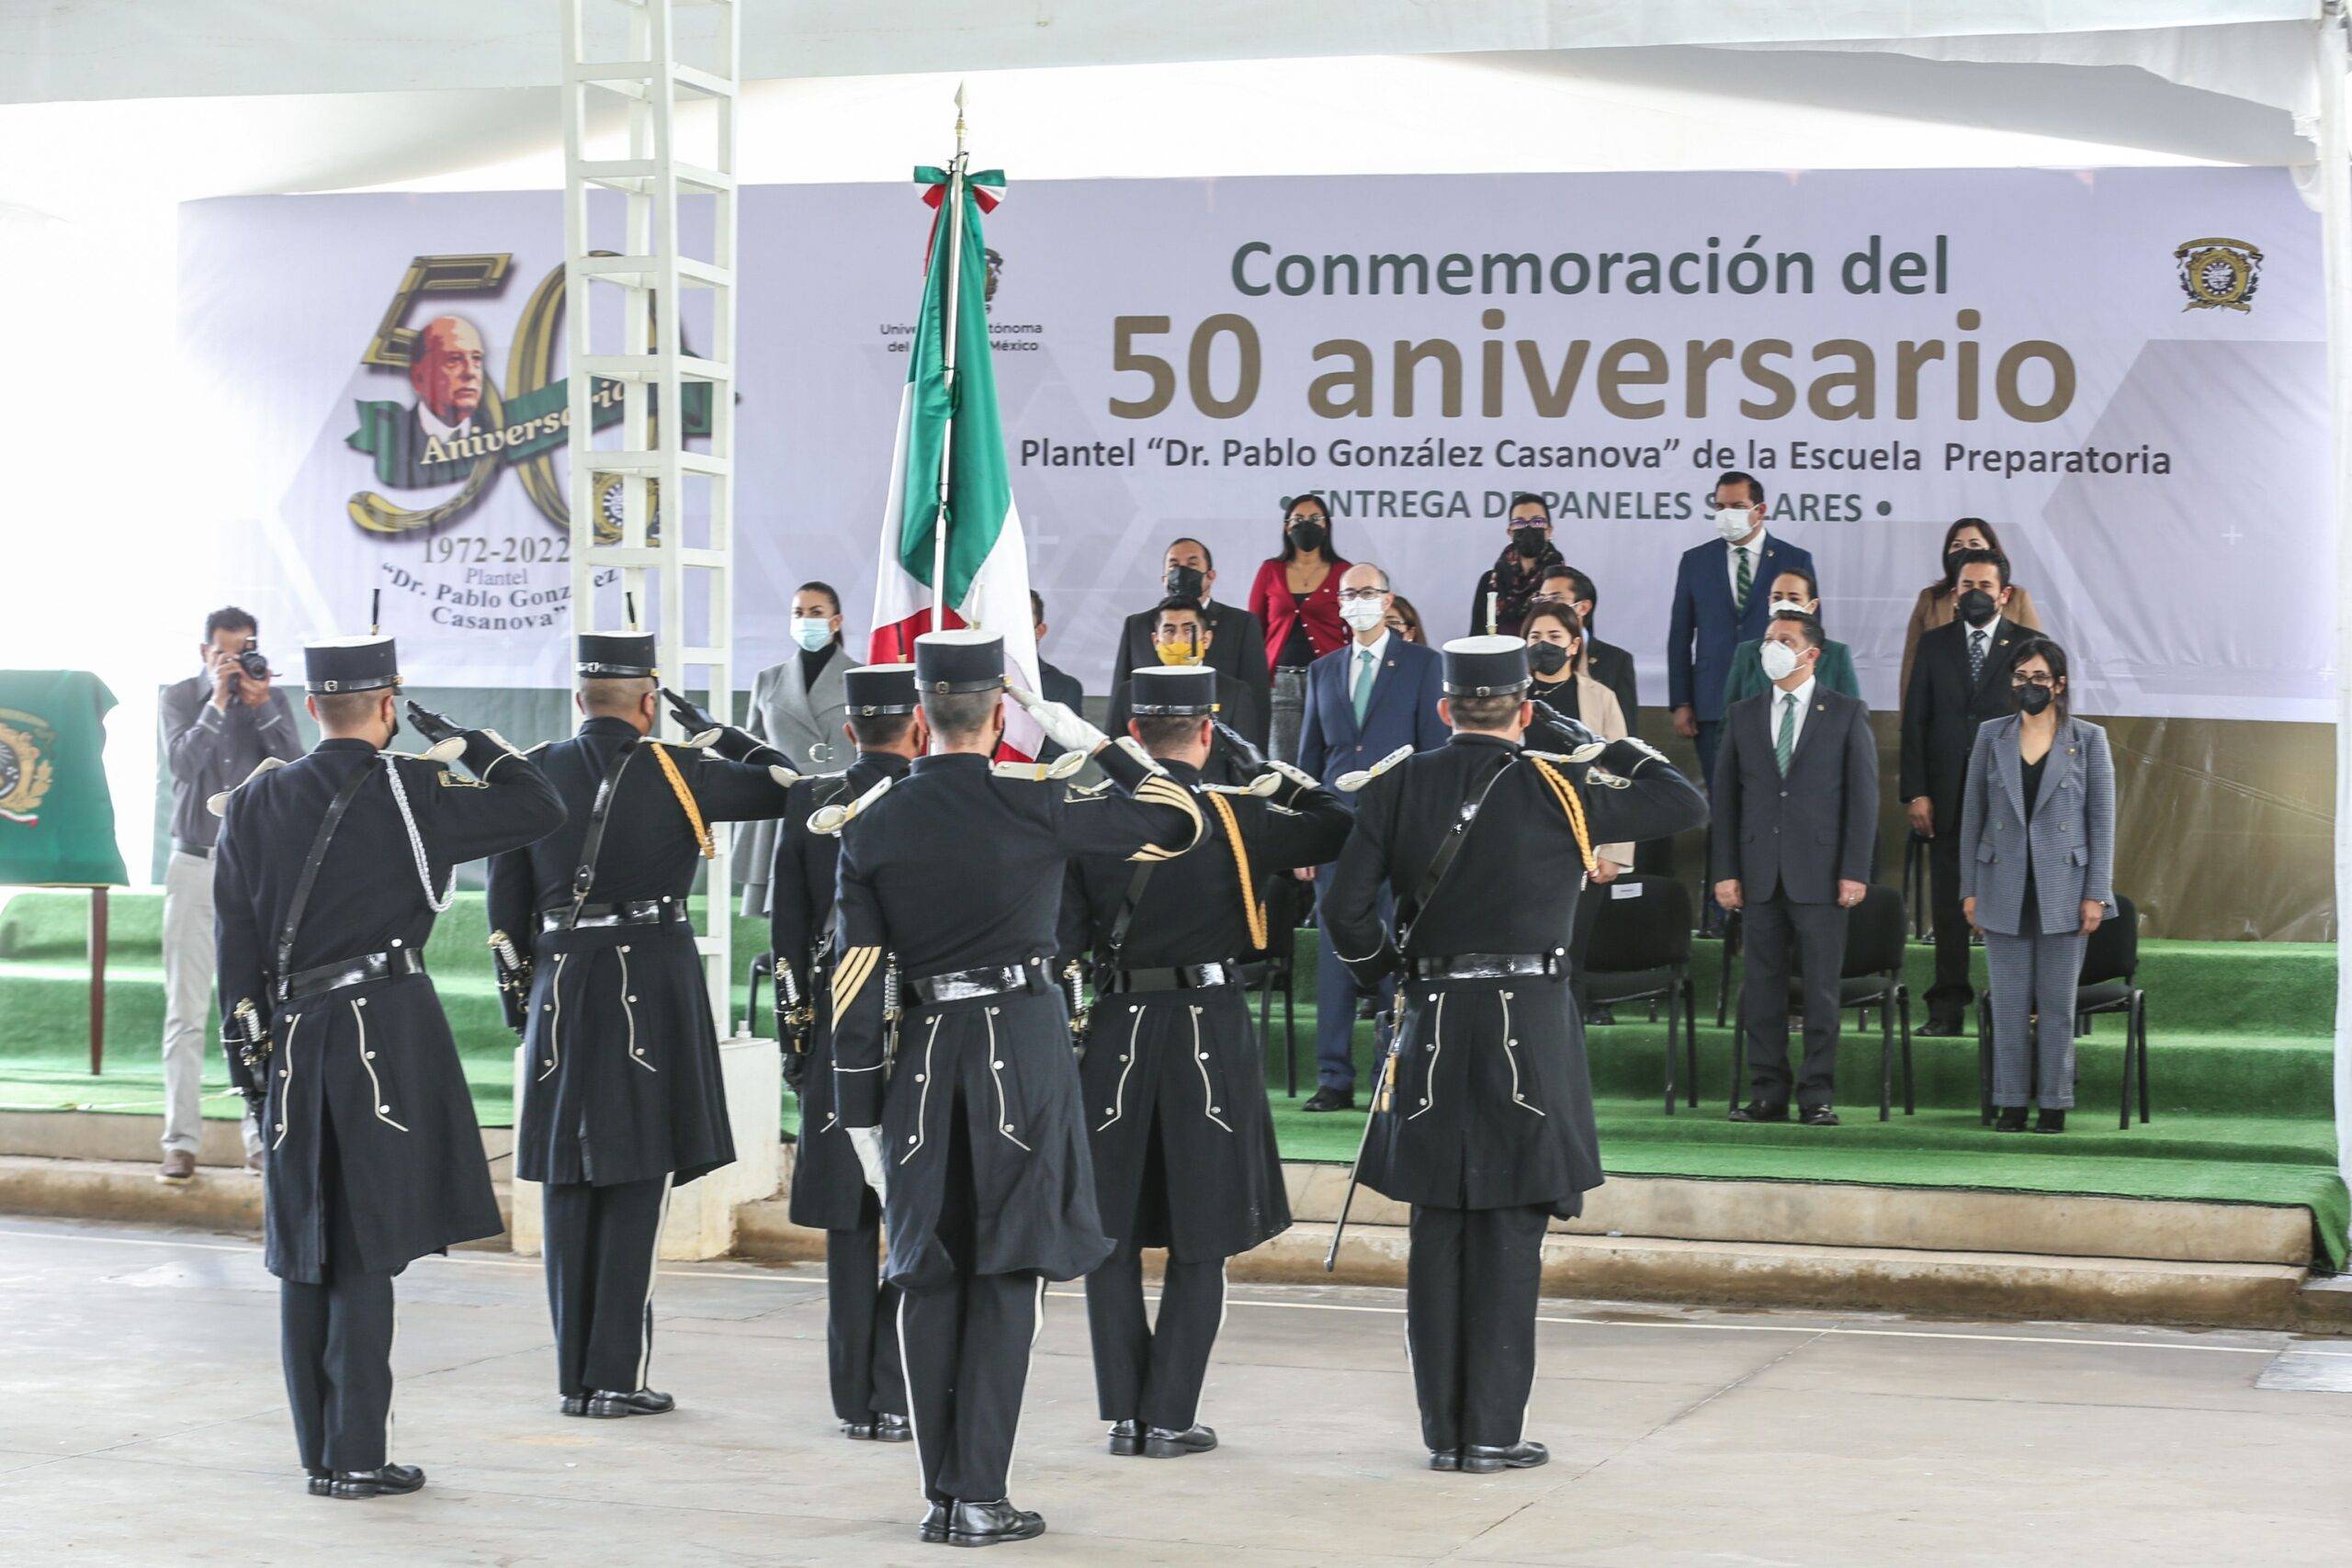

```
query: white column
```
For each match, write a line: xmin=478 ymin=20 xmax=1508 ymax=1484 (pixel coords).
xmin=537 ymin=0 xmax=770 ymax=1259
xmin=2318 ymin=7 xmax=2352 ymax=1265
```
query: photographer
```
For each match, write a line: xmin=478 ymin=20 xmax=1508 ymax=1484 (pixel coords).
xmin=154 ymin=606 xmax=300 ymax=1183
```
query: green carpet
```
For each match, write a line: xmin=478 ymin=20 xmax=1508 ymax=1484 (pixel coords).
xmin=3 ymin=888 xmax=2341 ymax=1267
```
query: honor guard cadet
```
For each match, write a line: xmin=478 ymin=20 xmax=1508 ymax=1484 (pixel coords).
xmin=1059 ymin=665 xmax=1349 ymax=1459
xmin=484 ymin=632 xmax=800 ymax=1421
xmin=768 ymin=662 xmax=925 ymax=1443
xmin=829 ymin=628 xmax=1203 ymax=1549
xmin=1321 ymin=637 xmax=1706 ymax=1474
xmin=212 ymin=634 xmax=564 ymax=1499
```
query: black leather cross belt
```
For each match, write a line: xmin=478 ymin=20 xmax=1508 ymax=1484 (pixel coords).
xmin=1110 ymin=962 xmax=1238 ymax=993
xmin=277 ymin=948 xmax=424 ymax=1001
xmin=545 ymin=899 xmax=689 ymax=932
xmin=1407 ymin=952 xmax=1557 ymax=981
xmin=910 ymin=960 xmax=1046 ymax=1006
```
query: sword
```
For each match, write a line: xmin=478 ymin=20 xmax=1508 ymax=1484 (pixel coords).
xmin=1325 ymin=986 xmax=1407 ymax=1272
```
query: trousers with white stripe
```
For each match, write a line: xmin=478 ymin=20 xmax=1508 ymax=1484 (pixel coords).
xmin=280 ymin=1111 xmax=397 ymax=1473
xmin=541 ymin=1176 xmax=670 ymax=1397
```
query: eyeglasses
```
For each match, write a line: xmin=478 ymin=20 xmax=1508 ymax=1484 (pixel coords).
xmin=1286 ymin=513 xmax=1327 ymax=527
xmin=1337 ymin=588 xmax=1388 ymax=604
xmin=2011 ymin=674 xmax=2056 ymax=689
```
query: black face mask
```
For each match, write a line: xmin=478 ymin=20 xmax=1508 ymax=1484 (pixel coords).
xmin=1526 ymin=641 xmax=1572 ymax=678
xmin=1510 ymin=525 xmax=1549 ymax=559
xmin=1957 ymin=588 xmax=1998 ymax=627
xmin=1163 ymin=564 xmax=1206 ymax=602
xmin=2012 ymin=682 xmax=2054 ymax=716
xmin=1286 ymin=520 xmax=1327 ymax=555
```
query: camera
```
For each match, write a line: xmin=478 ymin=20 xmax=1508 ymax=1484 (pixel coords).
xmin=232 ymin=637 xmax=272 ymax=682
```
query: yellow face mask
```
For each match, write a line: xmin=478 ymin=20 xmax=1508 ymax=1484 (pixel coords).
xmin=1153 ymin=638 xmax=1204 ymax=667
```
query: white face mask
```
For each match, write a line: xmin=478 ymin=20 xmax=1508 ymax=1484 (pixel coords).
xmin=1339 ymin=597 xmax=1389 ymax=632
xmin=1758 ymin=640 xmax=1804 ymax=682
xmin=791 ymin=617 xmax=833 ymax=652
xmin=1767 ymin=597 xmax=1812 ymax=619
xmin=1713 ymin=506 xmax=1755 ymax=542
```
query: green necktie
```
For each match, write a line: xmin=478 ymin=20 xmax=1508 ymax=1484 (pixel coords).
xmin=1351 ymin=647 xmax=1376 ymax=724
xmin=1774 ymin=692 xmax=1797 ymax=774
xmin=1734 ymin=544 xmax=1753 ymax=617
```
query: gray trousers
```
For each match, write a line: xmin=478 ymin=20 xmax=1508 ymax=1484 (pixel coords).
xmin=162 ymin=851 xmax=262 ymax=1158
xmin=1984 ymin=927 xmax=2087 ymax=1109
xmin=1270 ymin=666 xmax=1309 ymax=766
xmin=1739 ymin=893 xmax=1847 ymax=1111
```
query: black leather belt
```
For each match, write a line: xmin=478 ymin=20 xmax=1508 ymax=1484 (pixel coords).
xmin=544 ymin=899 xmax=688 ymax=932
xmin=170 ymin=839 xmax=213 ymax=860
xmin=1110 ymin=962 xmax=1238 ymax=993
xmin=910 ymin=960 xmax=1046 ymax=1006
xmin=1407 ymin=952 xmax=1558 ymax=981
xmin=277 ymin=948 xmax=424 ymax=1001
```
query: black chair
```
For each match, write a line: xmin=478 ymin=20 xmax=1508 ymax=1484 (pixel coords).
xmin=746 ymin=948 xmax=775 ymax=1034
xmin=1577 ymin=874 xmax=1697 ymax=1113
xmin=1974 ymin=893 xmax=2145 ymax=1129
xmin=1723 ymin=885 xmax=1914 ymax=1122
xmin=1903 ymin=832 xmax=1933 ymax=942
xmin=1241 ymin=873 xmax=1303 ymax=1097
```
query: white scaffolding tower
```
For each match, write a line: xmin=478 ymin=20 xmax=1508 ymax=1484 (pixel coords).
xmin=560 ymin=0 xmax=742 ymax=1028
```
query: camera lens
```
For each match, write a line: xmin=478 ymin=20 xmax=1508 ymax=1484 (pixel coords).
xmin=235 ymin=649 xmax=270 ymax=680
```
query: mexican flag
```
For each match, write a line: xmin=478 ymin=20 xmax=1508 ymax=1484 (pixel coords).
xmin=868 ymin=164 xmax=1042 ymax=760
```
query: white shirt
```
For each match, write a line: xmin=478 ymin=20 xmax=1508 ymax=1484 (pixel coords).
xmin=1725 ymin=533 xmax=1765 ymax=601
xmin=1770 ymin=674 xmax=1816 ymax=753
xmin=415 ymin=400 xmax=476 ymax=441
xmin=1348 ymin=628 xmax=1392 ymax=684
xmin=1964 ymin=614 xmax=2004 ymax=671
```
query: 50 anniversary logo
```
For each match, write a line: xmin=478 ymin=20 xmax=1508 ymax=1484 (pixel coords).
xmin=343 ymin=253 xmax=714 ymax=540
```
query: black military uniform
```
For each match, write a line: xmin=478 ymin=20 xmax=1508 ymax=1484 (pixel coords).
xmin=831 ymin=629 xmax=1202 ymax=1548
xmin=1060 ymin=666 xmax=1348 ymax=1456
xmin=213 ymin=635 xmax=564 ymax=1497
xmin=769 ymin=663 xmax=919 ymax=1440
xmin=484 ymin=633 xmax=797 ymax=1417
xmin=1323 ymin=637 xmax=1706 ymax=1473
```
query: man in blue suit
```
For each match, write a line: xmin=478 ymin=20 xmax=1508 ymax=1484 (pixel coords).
xmin=1296 ymin=562 xmax=1449 ymax=1111
xmin=1668 ymin=471 xmax=1816 ymax=791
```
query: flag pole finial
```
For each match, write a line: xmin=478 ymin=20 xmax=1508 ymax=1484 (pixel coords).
xmin=954 ymin=80 xmax=967 ymax=154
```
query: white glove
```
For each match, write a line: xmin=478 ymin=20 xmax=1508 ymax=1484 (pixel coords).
xmin=1007 ymin=684 xmax=1107 ymax=756
xmin=845 ymin=1124 xmax=889 ymax=1203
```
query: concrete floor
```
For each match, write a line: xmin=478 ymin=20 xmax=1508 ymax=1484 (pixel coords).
xmin=1 ymin=1219 xmax=2347 ymax=1567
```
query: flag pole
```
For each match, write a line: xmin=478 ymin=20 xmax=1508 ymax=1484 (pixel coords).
xmin=930 ymin=82 xmax=969 ymax=637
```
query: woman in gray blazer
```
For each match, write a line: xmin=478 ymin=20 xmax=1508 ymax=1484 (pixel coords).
xmin=735 ymin=581 xmax=859 ymax=915
xmin=1958 ymin=637 xmax=2116 ymax=1134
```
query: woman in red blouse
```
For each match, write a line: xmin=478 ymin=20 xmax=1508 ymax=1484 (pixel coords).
xmin=1246 ymin=492 xmax=1351 ymax=764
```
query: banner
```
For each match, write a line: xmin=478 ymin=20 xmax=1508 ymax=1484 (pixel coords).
xmin=180 ymin=167 xmax=2324 ymax=719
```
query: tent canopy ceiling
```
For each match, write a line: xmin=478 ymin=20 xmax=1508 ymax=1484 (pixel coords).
xmin=0 ymin=2 xmax=2317 ymax=105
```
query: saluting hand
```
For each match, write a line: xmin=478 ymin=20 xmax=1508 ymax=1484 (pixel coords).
xmin=404 ymin=700 xmax=466 ymax=746
xmin=660 ymin=686 xmax=724 ymax=740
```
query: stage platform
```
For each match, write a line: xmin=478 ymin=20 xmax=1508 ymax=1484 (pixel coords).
xmin=2 ymin=889 xmax=2342 ymax=1274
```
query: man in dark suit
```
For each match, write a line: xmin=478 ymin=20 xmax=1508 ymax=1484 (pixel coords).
xmin=1295 ymin=562 xmax=1449 ymax=1110
xmin=1031 ymin=590 xmax=1087 ymax=760
xmin=1668 ymin=472 xmax=1816 ymax=790
xmin=1901 ymin=547 xmax=2028 ymax=1034
xmin=1106 ymin=598 xmax=1263 ymax=764
xmin=1107 ymin=538 xmax=1270 ymax=747
xmin=1534 ymin=565 xmax=1637 ymax=731
xmin=1711 ymin=612 xmax=1877 ymax=1125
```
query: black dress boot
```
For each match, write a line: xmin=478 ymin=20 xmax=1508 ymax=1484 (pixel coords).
xmin=945 ymin=1498 xmax=1046 ymax=1547
xmin=329 ymin=1464 xmax=426 ymax=1500
xmin=1143 ymin=1424 xmax=1218 ymax=1458
xmin=1994 ymin=1106 xmax=2029 ymax=1133
xmin=1428 ymin=1450 xmax=1462 ymax=1472
xmin=1462 ymin=1440 xmax=1549 ymax=1473
xmin=1106 ymin=1419 xmax=1142 ymax=1457
xmin=559 ymin=1395 xmax=588 ymax=1417
xmin=873 ymin=1413 xmax=913 ymax=1443
xmin=586 ymin=1388 xmax=676 ymax=1417
xmin=920 ymin=1503 xmax=951 ymax=1544
xmin=841 ymin=1419 xmax=876 ymax=1440
xmin=2033 ymin=1108 xmax=2068 ymax=1134
xmin=304 ymin=1468 xmax=332 ymax=1496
